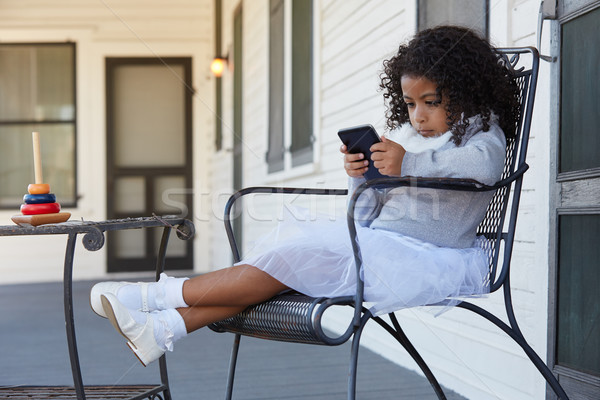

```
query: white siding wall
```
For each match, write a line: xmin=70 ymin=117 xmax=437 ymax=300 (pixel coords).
xmin=216 ymin=1 xmax=552 ymax=399
xmin=208 ymin=0 xmax=244 ymax=269
xmin=0 ymin=0 xmax=214 ymax=283
xmin=211 ymin=0 xmax=416 ymax=266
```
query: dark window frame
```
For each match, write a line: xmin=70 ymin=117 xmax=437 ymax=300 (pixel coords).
xmin=214 ymin=0 xmax=224 ymax=152
xmin=556 ymin=212 xmax=600 ymax=377
xmin=267 ymin=0 xmax=314 ymax=173
xmin=290 ymin=0 xmax=314 ymax=168
xmin=267 ymin=0 xmax=285 ymax=173
xmin=557 ymin=4 xmax=600 ymax=180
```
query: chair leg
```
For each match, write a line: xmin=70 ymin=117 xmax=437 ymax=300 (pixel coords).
xmin=372 ymin=314 xmax=447 ymax=400
xmin=458 ymin=302 xmax=569 ymax=400
xmin=348 ymin=314 xmax=370 ymax=400
xmin=225 ymin=334 xmax=242 ymax=400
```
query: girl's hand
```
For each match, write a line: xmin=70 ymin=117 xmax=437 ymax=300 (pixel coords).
xmin=370 ymin=137 xmax=406 ymax=176
xmin=340 ymin=144 xmax=369 ymax=178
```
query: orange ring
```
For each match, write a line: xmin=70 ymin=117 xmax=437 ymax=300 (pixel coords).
xmin=28 ymin=183 xmax=50 ymax=195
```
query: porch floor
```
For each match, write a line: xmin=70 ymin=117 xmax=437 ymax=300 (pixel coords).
xmin=0 ymin=279 xmax=466 ymax=399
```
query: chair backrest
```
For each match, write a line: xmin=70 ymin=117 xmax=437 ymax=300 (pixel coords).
xmin=476 ymin=47 xmax=539 ymax=292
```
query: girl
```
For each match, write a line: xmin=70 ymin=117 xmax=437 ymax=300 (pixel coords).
xmin=91 ymin=26 xmax=520 ymax=366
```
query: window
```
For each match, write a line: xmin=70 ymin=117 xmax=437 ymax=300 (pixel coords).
xmin=418 ymin=0 xmax=489 ymax=37
xmin=557 ymin=215 xmax=600 ymax=377
xmin=267 ymin=0 xmax=313 ymax=173
xmin=550 ymin=2 xmax=600 ymax=398
xmin=290 ymin=0 xmax=313 ymax=167
xmin=0 ymin=43 xmax=76 ymax=208
xmin=559 ymin=6 xmax=600 ymax=175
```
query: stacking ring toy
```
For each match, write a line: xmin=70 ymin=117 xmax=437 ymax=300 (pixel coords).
xmin=11 ymin=132 xmax=71 ymax=227
xmin=20 ymin=202 xmax=60 ymax=215
xmin=23 ymin=193 xmax=56 ymax=204
xmin=28 ymin=183 xmax=50 ymax=195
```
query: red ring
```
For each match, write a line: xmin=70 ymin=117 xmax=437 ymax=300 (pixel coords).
xmin=20 ymin=202 xmax=61 ymax=215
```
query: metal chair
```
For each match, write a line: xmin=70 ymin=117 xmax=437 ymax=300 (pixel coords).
xmin=210 ymin=47 xmax=569 ymax=400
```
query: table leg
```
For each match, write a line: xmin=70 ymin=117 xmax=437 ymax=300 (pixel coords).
xmin=157 ymin=226 xmax=172 ymax=400
xmin=63 ymin=232 xmax=86 ymax=400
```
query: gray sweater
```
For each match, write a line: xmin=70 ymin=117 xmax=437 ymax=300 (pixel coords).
xmin=350 ymin=118 xmax=506 ymax=248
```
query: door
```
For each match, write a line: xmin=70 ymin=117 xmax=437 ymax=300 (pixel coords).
xmin=549 ymin=1 xmax=600 ymax=398
xmin=106 ymin=57 xmax=193 ymax=272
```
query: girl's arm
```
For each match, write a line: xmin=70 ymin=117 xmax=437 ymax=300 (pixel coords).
xmin=402 ymin=127 xmax=506 ymax=185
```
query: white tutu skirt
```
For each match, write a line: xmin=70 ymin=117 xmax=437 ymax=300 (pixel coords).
xmin=237 ymin=208 xmax=489 ymax=316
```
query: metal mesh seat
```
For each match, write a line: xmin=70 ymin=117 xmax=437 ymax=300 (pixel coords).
xmin=211 ymin=293 xmax=330 ymax=344
xmin=210 ymin=48 xmax=569 ymax=400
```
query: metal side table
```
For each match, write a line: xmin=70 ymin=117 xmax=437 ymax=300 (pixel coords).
xmin=0 ymin=216 xmax=195 ymax=400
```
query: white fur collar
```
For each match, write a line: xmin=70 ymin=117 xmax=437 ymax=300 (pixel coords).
xmin=385 ymin=123 xmax=453 ymax=153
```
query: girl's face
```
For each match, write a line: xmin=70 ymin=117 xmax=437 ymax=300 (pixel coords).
xmin=401 ymin=75 xmax=449 ymax=137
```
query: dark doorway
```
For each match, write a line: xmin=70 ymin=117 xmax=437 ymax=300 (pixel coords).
xmin=105 ymin=57 xmax=194 ymax=272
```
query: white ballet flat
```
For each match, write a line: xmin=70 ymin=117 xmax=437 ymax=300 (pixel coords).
xmin=90 ymin=281 xmax=150 ymax=318
xmin=101 ymin=293 xmax=165 ymax=367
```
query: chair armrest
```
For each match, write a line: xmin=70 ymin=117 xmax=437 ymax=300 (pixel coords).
xmin=223 ymin=187 xmax=348 ymax=262
xmin=354 ymin=162 xmax=529 ymax=195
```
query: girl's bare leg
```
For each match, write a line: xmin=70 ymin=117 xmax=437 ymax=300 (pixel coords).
xmin=182 ymin=264 xmax=287 ymax=307
xmin=177 ymin=306 xmax=247 ymax=332
xmin=177 ymin=264 xmax=288 ymax=332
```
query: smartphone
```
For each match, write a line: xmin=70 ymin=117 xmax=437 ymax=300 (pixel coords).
xmin=338 ymin=124 xmax=387 ymax=181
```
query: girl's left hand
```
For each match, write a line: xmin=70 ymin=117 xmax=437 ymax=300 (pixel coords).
xmin=370 ymin=137 xmax=406 ymax=176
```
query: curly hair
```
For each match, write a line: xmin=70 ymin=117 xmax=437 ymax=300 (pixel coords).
xmin=380 ymin=26 xmax=520 ymax=144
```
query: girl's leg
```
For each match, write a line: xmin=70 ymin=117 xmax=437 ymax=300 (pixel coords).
xmin=91 ymin=264 xmax=287 ymax=317
xmin=182 ymin=264 xmax=288 ymax=308
xmin=176 ymin=264 xmax=288 ymax=332
xmin=99 ymin=264 xmax=287 ymax=366
xmin=176 ymin=306 xmax=247 ymax=332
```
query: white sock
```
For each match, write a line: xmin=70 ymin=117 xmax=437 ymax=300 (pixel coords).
xmin=152 ymin=309 xmax=187 ymax=352
xmin=157 ymin=274 xmax=190 ymax=309
xmin=127 ymin=308 xmax=187 ymax=352
xmin=117 ymin=273 xmax=189 ymax=312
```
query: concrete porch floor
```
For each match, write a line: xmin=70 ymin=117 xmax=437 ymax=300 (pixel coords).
xmin=0 ymin=279 xmax=467 ymax=399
